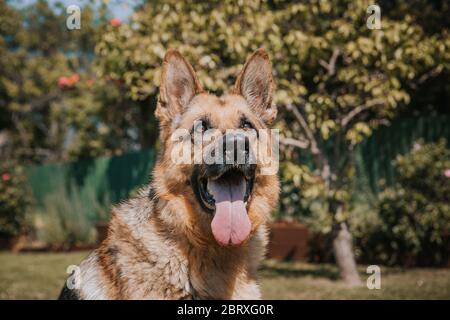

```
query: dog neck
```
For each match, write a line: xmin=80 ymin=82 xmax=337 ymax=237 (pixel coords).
xmin=152 ymin=192 xmax=259 ymax=299
xmin=187 ymin=242 xmax=251 ymax=299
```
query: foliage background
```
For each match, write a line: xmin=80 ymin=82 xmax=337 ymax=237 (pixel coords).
xmin=0 ymin=0 xmax=449 ymax=265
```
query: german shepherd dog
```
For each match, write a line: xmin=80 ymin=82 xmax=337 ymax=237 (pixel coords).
xmin=59 ymin=49 xmax=279 ymax=300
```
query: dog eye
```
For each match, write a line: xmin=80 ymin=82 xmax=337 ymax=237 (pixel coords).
xmin=193 ymin=120 xmax=208 ymax=133
xmin=241 ymin=120 xmax=253 ymax=129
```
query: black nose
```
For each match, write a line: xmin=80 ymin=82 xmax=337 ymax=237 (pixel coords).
xmin=223 ymin=133 xmax=249 ymax=165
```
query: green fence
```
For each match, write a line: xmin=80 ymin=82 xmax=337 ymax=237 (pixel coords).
xmin=357 ymin=115 xmax=450 ymax=194
xmin=24 ymin=116 xmax=449 ymax=220
xmin=25 ymin=149 xmax=156 ymax=222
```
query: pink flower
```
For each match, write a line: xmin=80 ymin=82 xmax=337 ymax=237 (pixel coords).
xmin=444 ymin=169 xmax=450 ymax=178
xmin=58 ymin=76 xmax=71 ymax=88
xmin=58 ymin=74 xmax=80 ymax=88
xmin=69 ymin=74 xmax=80 ymax=84
xmin=110 ymin=18 xmax=121 ymax=27
xmin=2 ymin=173 xmax=11 ymax=182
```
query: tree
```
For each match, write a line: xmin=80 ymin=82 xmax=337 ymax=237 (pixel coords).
xmin=0 ymin=1 xmax=136 ymax=162
xmin=276 ymin=0 xmax=449 ymax=284
xmin=0 ymin=0 xmax=98 ymax=162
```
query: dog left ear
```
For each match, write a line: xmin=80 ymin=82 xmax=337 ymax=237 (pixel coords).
xmin=156 ymin=49 xmax=203 ymax=123
xmin=234 ymin=49 xmax=276 ymax=125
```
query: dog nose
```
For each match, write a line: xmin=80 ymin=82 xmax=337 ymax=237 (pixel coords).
xmin=223 ymin=133 xmax=249 ymax=165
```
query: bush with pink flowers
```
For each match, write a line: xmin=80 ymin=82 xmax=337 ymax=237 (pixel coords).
xmin=0 ymin=164 xmax=32 ymax=238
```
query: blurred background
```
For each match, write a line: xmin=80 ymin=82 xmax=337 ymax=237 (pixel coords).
xmin=0 ymin=0 xmax=449 ymax=299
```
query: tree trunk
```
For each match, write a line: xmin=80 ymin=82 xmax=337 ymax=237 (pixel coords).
xmin=314 ymin=133 xmax=360 ymax=285
xmin=332 ymin=220 xmax=361 ymax=286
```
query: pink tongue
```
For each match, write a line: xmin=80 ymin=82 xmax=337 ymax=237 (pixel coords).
xmin=208 ymin=178 xmax=251 ymax=246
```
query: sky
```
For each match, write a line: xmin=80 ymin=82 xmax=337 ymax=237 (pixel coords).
xmin=10 ymin=0 xmax=136 ymax=22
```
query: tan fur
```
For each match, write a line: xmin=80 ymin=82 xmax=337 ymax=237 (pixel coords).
xmin=72 ymin=49 xmax=279 ymax=300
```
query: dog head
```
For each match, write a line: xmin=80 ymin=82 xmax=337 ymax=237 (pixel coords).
xmin=153 ymin=49 xmax=279 ymax=247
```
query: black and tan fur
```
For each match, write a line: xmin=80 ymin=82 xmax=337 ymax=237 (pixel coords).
xmin=59 ymin=49 xmax=279 ymax=300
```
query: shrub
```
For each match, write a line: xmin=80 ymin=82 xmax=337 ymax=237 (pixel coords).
xmin=374 ymin=139 xmax=450 ymax=266
xmin=32 ymin=182 xmax=111 ymax=249
xmin=0 ymin=165 xmax=31 ymax=238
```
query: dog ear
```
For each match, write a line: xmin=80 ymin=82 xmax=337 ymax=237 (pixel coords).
xmin=156 ymin=49 xmax=203 ymax=123
xmin=234 ymin=49 xmax=276 ymax=125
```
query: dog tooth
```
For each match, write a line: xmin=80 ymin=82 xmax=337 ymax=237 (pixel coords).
xmin=206 ymin=178 xmax=212 ymax=194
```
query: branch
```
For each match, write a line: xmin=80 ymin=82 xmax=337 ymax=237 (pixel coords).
xmin=319 ymin=48 xmax=341 ymax=76
xmin=341 ymin=98 xmax=385 ymax=127
xmin=21 ymin=147 xmax=54 ymax=157
xmin=286 ymin=103 xmax=320 ymax=155
xmin=370 ymin=118 xmax=390 ymax=127
xmin=410 ymin=65 xmax=443 ymax=89
xmin=12 ymin=114 xmax=29 ymax=148
xmin=29 ymin=91 xmax=61 ymax=110
xmin=285 ymin=103 xmax=330 ymax=184
xmin=280 ymin=137 xmax=309 ymax=149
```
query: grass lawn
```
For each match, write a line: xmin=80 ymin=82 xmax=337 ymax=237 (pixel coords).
xmin=0 ymin=251 xmax=449 ymax=299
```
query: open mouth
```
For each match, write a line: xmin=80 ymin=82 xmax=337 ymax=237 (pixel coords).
xmin=198 ymin=167 xmax=253 ymax=211
xmin=193 ymin=166 xmax=255 ymax=246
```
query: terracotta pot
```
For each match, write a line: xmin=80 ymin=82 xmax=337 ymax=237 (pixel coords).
xmin=0 ymin=234 xmax=28 ymax=252
xmin=267 ymin=221 xmax=310 ymax=261
xmin=0 ymin=237 xmax=11 ymax=250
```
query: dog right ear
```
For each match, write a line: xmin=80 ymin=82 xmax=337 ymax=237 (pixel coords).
xmin=234 ymin=49 xmax=276 ymax=125
xmin=156 ymin=50 xmax=203 ymax=123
